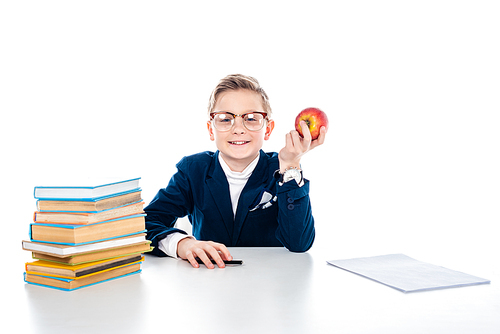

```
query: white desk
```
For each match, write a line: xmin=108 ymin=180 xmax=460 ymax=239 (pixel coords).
xmin=13 ymin=247 xmax=500 ymax=333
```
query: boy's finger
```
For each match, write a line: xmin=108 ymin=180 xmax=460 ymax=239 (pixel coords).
xmin=309 ymin=126 xmax=327 ymax=150
xmin=221 ymin=248 xmax=233 ymax=261
xmin=206 ymin=248 xmax=226 ymax=268
xmin=300 ymin=121 xmax=312 ymax=141
xmin=285 ymin=132 xmax=293 ymax=148
xmin=195 ymin=250 xmax=216 ymax=269
xmin=211 ymin=243 xmax=233 ymax=261
xmin=185 ymin=252 xmax=200 ymax=268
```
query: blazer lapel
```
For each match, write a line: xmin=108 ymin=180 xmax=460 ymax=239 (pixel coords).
xmin=206 ymin=152 xmax=235 ymax=239
xmin=232 ymin=151 xmax=269 ymax=245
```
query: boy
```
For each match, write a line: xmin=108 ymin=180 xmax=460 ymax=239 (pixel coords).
xmin=145 ymin=74 xmax=327 ymax=268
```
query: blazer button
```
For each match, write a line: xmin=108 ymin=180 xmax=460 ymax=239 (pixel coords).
xmin=287 ymin=197 xmax=294 ymax=204
xmin=287 ymin=204 xmax=295 ymax=210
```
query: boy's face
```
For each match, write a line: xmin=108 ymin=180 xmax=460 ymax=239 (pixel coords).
xmin=207 ymin=89 xmax=274 ymax=171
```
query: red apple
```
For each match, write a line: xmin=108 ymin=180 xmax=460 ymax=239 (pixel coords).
xmin=295 ymin=107 xmax=328 ymax=140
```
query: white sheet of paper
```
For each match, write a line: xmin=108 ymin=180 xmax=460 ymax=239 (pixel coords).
xmin=327 ymin=254 xmax=490 ymax=293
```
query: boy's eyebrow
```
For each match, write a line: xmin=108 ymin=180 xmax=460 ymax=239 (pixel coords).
xmin=212 ymin=111 xmax=267 ymax=115
xmin=211 ymin=111 xmax=268 ymax=119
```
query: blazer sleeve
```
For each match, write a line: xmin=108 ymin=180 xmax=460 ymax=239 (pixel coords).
xmin=275 ymin=178 xmax=315 ymax=252
xmin=144 ymin=161 xmax=193 ymax=257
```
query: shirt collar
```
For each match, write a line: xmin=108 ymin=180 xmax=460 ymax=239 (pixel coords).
xmin=218 ymin=154 xmax=260 ymax=181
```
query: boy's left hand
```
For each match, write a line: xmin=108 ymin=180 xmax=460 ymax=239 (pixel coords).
xmin=278 ymin=121 xmax=327 ymax=172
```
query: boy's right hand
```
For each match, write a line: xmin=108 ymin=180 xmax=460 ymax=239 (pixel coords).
xmin=177 ymin=238 xmax=232 ymax=269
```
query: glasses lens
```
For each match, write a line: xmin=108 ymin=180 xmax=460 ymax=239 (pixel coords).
xmin=212 ymin=112 xmax=267 ymax=131
xmin=213 ymin=113 xmax=234 ymax=131
xmin=243 ymin=113 xmax=265 ymax=131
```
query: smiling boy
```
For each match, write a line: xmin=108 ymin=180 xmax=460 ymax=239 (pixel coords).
xmin=145 ymin=74 xmax=327 ymax=268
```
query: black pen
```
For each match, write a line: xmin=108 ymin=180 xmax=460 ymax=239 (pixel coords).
xmin=195 ymin=258 xmax=243 ymax=265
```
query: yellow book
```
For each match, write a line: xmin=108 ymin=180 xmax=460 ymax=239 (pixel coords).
xmin=26 ymin=255 xmax=144 ymax=279
xmin=24 ymin=263 xmax=142 ymax=291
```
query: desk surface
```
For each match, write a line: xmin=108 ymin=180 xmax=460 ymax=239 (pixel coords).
xmin=10 ymin=247 xmax=500 ymax=334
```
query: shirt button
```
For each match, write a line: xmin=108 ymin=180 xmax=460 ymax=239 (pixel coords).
xmin=287 ymin=204 xmax=295 ymax=210
xmin=287 ymin=197 xmax=294 ymax=204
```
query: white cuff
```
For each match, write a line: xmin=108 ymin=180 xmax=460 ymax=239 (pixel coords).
xmin=280 ymin=169 xmax=304 ymax=187
xmin=158 ymin=232 xmax=194 ymax=258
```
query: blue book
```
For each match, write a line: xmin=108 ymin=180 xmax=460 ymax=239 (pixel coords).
xmin=34 ymin=177 xmax=141 ymax=201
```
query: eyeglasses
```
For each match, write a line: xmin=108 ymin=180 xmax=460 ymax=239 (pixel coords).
xmin=210 ymin=112 xmax=268 ymax=132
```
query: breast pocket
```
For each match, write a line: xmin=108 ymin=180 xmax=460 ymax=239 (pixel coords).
xmin=240 ymin=203 xmax=280 ymax=246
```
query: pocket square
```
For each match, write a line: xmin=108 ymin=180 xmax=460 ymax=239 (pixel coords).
xmin=249 ymin=189 xmax=277 ymax=212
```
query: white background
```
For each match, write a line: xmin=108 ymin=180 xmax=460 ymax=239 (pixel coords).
xmin=1 ymin=0 xmax=499 ymax=300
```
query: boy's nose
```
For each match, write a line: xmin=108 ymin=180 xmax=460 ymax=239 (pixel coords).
xmin=232 ymin=116 xmax=246 ymax=133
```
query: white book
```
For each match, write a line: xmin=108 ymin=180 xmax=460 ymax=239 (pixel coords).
xmin=22 ymin=233 xmax=148 ymax=256
xmin=33 ymin=177 xmax=141 ymax=200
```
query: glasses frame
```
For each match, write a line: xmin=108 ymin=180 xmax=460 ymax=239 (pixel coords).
xmin=210 ymin=111 xmax=269 ymax=132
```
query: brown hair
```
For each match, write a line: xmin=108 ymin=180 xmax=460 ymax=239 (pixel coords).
xmin=208 ymin=74 xmax=272 ymax=117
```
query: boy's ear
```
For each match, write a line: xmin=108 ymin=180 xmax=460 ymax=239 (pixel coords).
xmin=264 ymin=119 xmax=275 ymax=140
xmin=207 ymin=121 xmax=215 ymax=141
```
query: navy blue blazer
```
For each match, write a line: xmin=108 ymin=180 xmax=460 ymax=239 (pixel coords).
xmin=144 ymin=150 xmax=315 ymax=256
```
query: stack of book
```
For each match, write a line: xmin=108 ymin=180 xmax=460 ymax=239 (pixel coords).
xmin=22 ymin=177 xmax=152 ymax=291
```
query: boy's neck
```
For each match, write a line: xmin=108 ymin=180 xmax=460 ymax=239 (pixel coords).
xmin=219 ymin=152 xmax=260 ymax=173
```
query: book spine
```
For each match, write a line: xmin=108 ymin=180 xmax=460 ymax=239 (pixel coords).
xmin=36 ymin=200 xmax=144 ymax=213
xmin=31 ymin=213 xmax=146 ymax=228
xmin=34 ymin=188 xmax=142 ymax=201
xmin=24 ymin=269 xmax=142 ymax=291
xmin=29 ymin=230 xmax=147 ymax=246
xmin=26 ymin=257 xmax=144 ymax=280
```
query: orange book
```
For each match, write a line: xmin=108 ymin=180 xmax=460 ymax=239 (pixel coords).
xmin=34 ymin=202 xmax=144 ymax=224
xmin=36 ymin=190 xmax=142 ymax=212
xmin=30 ymin=214 xmax=146 ymax=245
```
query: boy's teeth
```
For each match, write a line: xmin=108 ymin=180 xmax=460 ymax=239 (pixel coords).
xmin=231 ymin=141 xmax=246 ymax=145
